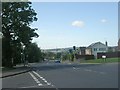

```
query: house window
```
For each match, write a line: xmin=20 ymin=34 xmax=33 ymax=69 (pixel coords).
xmin=99 ymin=48 xmax=106 ymax=51
xmin=94 ymin=48 xmax=97 ymax=51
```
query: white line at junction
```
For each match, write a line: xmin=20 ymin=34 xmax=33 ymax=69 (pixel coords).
xmin=28 ymin=72 xmax=43 ymax=86
xmin=32 ymin=71 xmax=52 ymax=86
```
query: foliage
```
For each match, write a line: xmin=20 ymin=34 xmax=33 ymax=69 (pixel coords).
xmin=55 ymin=53 xmax=61 ymax=59
xmin=44 ymin=52 xmax=56 ymax=60
xmin=25 ymin=43 xmax=43 ymax=63
xmin=2 ymin=1 xmax=39 ymax=67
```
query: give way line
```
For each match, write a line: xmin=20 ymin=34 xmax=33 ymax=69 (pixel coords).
xmin=28 ymin=71 xmax=53 ymax=87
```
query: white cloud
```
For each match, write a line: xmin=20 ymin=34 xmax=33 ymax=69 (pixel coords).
xmin=101 ymin=19 xmax=107 ymax=23
xmin=72 ymin=20 xmax=84 ymax=28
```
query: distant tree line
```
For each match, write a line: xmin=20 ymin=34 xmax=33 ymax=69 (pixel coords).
xmin=2 ymin=1 xmax=44 ymax=68
xmin=43 ymin=47 xmax=76 ymax=62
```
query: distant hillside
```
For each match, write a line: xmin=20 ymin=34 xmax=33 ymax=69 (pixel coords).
xmin=41 ymin=47 xmax=73 ymax=53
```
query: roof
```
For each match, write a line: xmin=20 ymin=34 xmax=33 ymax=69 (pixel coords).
xmin=87 ymin=42 xmax=106 ymax=48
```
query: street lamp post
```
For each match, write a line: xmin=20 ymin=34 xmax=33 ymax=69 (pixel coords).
xmin=73 ymin=46 xmax=76 ymax=62
xmin=22 ymin=45 xmax=25 ymax=67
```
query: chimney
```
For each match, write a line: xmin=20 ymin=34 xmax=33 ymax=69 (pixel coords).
xmin=105 ymin=41 xmax=108 ymax=46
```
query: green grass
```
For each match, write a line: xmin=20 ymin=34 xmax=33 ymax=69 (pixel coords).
xmin=80 ymin=58 xmax=120 ymax=63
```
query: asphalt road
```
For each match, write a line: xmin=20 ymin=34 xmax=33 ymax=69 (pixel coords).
xmin=2 ymin=62 xmax=119 ymax=89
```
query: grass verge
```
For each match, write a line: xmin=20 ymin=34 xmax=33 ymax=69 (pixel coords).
xmin=80 ymin=58 xmax=120 ymax=63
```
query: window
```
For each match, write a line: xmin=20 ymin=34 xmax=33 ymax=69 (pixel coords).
xmin=94 ymin=48 xmax=97 ymax=51
xmin=99 ymin=48 xmax=106 ymax=51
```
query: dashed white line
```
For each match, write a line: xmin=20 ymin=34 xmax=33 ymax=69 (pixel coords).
xmin=73 ymin=67 xmax=76 ymax=69
xmin=40 ymin=77 xmax=43 ymax=79
xmin=21 ymin=84 xmax=54 ymax=88
xmin=73 ymin=67 xmax=106 ymax=75
xmin=42 ymin=78 xmax=45 ymax=81
xmin=84 ymin=69 xmax=92 ymax=72
xmin=44 ymin=80 xmax=47 ymax=83
xmin=28 ymin=72 xmax=43 ymax=86
xmin=92 ymin=71 xmax=98 ymax=73
xmin=21 ymin=85 xmax=40 ymax=88
xmin=99 ymin=72 xmax=106 ymax=74
xmin=84 ymin=69 xmax=106 ymax=74
xmin=38 ymin=83 xmax=43 ymax=86
xmin=32 ymin=71 xmax=52 ymax=86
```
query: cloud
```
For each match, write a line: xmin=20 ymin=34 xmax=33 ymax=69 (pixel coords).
xmin=72 ymin=20 xmax=84 ymax=28
xmin=101 ymin=19 xmax=107 ymax=23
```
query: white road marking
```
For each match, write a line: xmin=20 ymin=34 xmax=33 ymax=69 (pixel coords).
xmin=84 ymin=69 xmax=92 ymax=72
xmin=51 ymin=85 xmax=54 ymax=87
xmin=28 ymin=72 xmax=43 ymax=86
xmin=73 ymin=67 xmax=81 ymax=70
xmin=92 ymin=71 xmax=98 ymax=73
xmin=73 ymin=67 xmax=76 ymax=69
xmin=44 ymin=80 xmax=48 ymax=83
xmin=38 ymin=83 xmax=43 ymax=86
xmin=39 ymin=76 xmax=43 ymax=79
xmin=42 ymin=78 xmax=45 ymax=81
xmin=21 ymin=85 xmax=40 ymax=88
xmin=73 ymin=67 xmax=106 ymax=75
xmin=21 ymin=84 xmax=53 ymax=88
xmin=83 ymin=69 xmax=106 ymax=75
xmin=32 ymin=71 xmax=52 ymax=86
xmin=99 ymin=72 xmax=106 ymax=74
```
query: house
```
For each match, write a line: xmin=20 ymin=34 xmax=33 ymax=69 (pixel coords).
xmin=108 ymin=46 xmax=118 ymax=52
xmin=79 ymin=47 xmax=86 ymax=55
xmin=87 ymin=42 xmax=108 ymax=58
xmin=107 ymin=38 xmax=119 ymax=52
xmin=75 ymin=47 xmax=94 ymax=60
xmin=85 ymin=48 xmax=92 ymax=55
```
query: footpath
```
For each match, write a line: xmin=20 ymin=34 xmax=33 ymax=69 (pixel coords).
xmin=0 ymin=64 xmax=32 ymax=78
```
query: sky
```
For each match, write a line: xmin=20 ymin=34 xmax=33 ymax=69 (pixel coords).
xmin=30 ymin=2 xmax=118 ymax=49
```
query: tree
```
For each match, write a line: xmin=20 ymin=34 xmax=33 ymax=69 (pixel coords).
xmin=68 ymin=49 xmax=74 ymax=61
xmin=44 ymin=52 xmax=56 ymax=60
xmin=55 ymin=53 xmax=61 ymax=59
xmin=2 ymin=1 xmax=39 ymax=67
xmin=25 ymin=43 xmax=43 ymax=63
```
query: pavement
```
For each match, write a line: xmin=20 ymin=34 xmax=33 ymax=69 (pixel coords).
xmin=1 ymin=64 xmax=32 ymax=78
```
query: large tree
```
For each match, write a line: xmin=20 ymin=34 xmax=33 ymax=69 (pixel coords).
xmin=2 ymin=1 xmax=39 ymax=67
xmin=25 ymin=43 xmax=43 ymax=63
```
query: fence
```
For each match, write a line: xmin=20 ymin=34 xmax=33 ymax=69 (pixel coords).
xmin=75 ymin=54 xmax=94 ymax=60
xmin=97 ymin=51 xmax=120 ymax=59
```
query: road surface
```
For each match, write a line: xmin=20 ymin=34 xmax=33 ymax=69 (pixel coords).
xmin=2 ymin=62 xmax=119 ymax=89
